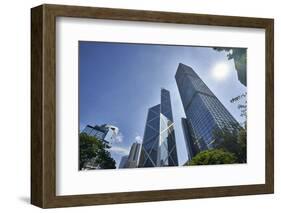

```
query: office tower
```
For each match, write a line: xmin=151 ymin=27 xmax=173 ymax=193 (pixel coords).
xmin=82 ymin=124 xmax=119 ymax=145
xmin=181 ymin=117 xmax=201 ymax=160
xmin=138 ymin=89 xmax=178 ymax=167
xmin=119 ymin=155 xmax=129 ymax=169
xmin=175 ymin=63 xmax=240 ymax=155
xmin=126 ymin=142 xmax=141 ymax=168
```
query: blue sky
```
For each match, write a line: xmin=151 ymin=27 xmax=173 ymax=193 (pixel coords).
xmin=79 ymin=41 xmax=246 ymax=167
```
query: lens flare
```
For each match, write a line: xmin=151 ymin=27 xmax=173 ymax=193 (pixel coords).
xmin=212 ymin=62 xmax=230 ymax=80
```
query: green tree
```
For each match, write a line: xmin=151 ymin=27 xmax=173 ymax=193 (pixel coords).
xmin=213 ymin=127 xmax=246 ymax=163
xmin=186 ymin=149 xmax=237 ymax=165
xmin=229 ymin=91 xmax=247 ymax=162
xmin=230 ymin=92 xmax=247 ymax=127
xmin=79 ymin=133 xmax=116 ymax=170
xmin=237 ymin=126 xmax=247 ymax=163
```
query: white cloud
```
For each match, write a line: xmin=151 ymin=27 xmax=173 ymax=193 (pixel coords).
xmin=135 ymin=135 xmax=142 ymax=143
xmin=110 ymin=146 xmax=129 ymax=155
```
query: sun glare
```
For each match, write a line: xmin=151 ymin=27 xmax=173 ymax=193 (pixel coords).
xmin=212 ymin=62 xmax=230 ymax=80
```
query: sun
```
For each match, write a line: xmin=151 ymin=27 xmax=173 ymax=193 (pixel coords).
xmin=212 ymin=62 xmax=230 ymax=80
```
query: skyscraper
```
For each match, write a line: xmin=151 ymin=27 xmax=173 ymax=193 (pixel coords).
xmin=138 ymin=89 xmax=178 ymax=167
xmin=175 ymin=63 xmax=240 ymax=157
xmin=82 ymin=124 xmax=119 ymax=145
xmin=119 ymin=155 xmax=129 ymax=169
xmin=181 ymin=117 xmax=201 ymax=160
xmin=127 ymin=142 xmax=141 ymax=168
xmin=118 ymin=143 xmax=141 ymax=169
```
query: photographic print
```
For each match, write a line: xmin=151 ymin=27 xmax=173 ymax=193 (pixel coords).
xmin=31 ymin=5 xmax=273 ymax=207
xmin=79 ymin=41 xmax=247 ymax=170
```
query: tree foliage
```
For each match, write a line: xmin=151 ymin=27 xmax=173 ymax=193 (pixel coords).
xmin=213 ymin=127 xmax=246 ymax=163
xmin=230 ymin=92 xmax=247 ymax=125
xmin=237 ymin=126 xmax=247 ymax=163
xmin=186 ymin=149 xmax=237 ymax=165
xmin=185 ymin=126 xmax=247 ymax=166
xmin=79 ymin=133 xmax=116 ymax=170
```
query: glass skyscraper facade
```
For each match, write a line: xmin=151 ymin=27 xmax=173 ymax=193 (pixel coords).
xmin=119 ymin=142 xmax=141 ymax=169
xmin=126 ymin=142 xmax=141 ymax=168
xmin=175 ymin=63 xmax=240 ymax=157
xmin=138 ymin=89 xmax=178 ymax=167
xmin=119 ymin=155 xmax=129 ymax=169
xmin=82 ymin=124 xmax=119 ymax=145
xmin=181 ymin=117 xmax=201 ymax=159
